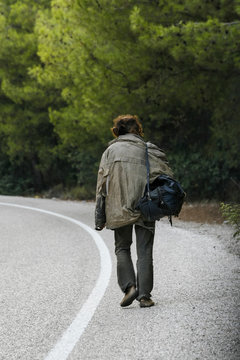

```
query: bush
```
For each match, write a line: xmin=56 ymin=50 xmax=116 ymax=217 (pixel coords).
xmin=64 ymin=186 xmax=95 ymax=200
xmin=168 ymin=150 xmax=237 ymax=201
xmin=220 ymin=203 xmax=240 ymax=240
xmin=0 ymin=158 xmax=34 ymax=196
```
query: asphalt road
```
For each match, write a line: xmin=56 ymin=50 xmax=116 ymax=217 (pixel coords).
xmin=0 ymin=196 xmax=239 ymax=360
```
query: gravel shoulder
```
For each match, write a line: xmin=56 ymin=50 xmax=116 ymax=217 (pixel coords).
xmin=174 ymin=218 xmax=240 ymax=257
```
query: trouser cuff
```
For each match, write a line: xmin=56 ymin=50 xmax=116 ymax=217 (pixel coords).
xmin=137 ymin=293 xmax=151 ymax=301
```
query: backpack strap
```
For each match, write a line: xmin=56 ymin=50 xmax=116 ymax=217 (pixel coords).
xmin=145 ymin=143 xmax=151 ymax=200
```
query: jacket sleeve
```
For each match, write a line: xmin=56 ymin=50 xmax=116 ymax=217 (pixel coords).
xmin=95 ymin=194 xmax=106 ymax=229
xmin=95 ymin=151 xmax=108 ymax=229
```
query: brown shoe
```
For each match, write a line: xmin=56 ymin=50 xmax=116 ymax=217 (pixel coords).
xmin=140 ymin=297 xmax=155 ymax=308
xmin=120 ymin=286 xmax=138 ymax=307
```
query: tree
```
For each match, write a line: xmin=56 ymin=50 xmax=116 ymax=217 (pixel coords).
xmin=1 ymin=0 xmax=239 ymax=199
xmin=33 ymin=0 xmax=240 ymax=199
xmin=0 ymin=0 xmax=63 ymax=192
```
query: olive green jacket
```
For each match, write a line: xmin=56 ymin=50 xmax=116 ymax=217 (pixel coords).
xmin=95 ymin=134 xmax=172 ymax=229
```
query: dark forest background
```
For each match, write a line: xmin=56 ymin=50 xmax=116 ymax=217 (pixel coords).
xmin=0 ymin=0 xmax=240 ymax=201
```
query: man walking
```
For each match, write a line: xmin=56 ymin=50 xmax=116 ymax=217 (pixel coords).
xmin=95 ymin=115 xmax=172 ymax=307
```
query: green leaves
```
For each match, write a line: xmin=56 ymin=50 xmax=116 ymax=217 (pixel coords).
xmin=220 ymin=203 xmax=240 ymax=239
xmin=0 ymin=0 xmax=240 ymax=199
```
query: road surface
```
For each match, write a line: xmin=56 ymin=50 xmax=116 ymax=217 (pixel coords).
xmin=0 ymin=196 xmax=239 ymax=360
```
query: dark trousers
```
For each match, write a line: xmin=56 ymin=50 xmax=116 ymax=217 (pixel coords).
xmin=114 ymin=224 xmax=154 ymax=300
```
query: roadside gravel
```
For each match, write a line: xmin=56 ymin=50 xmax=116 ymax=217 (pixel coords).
xmin=174 ymin=219 xmax=240 ymax=257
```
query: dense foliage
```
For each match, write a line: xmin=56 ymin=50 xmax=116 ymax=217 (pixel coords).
xmin=221 ymin=203 xmax=240 ymax=240
xmin=0 ymin=0 xmax=240 ymax=200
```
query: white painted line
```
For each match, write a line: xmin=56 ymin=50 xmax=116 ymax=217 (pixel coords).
xmin=0 ymin=202 xmax=112 ymax=360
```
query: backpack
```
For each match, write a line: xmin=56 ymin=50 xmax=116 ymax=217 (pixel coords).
xmin=136 ymin=144 xmax=186 ymax=225
xmin=136 ymin=174 xmax=185 ymax=225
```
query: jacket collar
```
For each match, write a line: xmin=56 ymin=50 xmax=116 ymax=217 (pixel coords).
xmin=108 ymin=133 xmax=145 ymax=146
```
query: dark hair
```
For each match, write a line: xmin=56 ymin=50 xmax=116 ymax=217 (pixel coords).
xmin=111 ymin=114 xmax=144 ymax=137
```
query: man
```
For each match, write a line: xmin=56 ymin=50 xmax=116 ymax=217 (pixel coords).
xmin=95 ymin=114 xmax=172 ymax=308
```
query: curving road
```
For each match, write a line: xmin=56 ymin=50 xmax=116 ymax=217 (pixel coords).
xmin=0 ymin=196 xmax=239 ymax=360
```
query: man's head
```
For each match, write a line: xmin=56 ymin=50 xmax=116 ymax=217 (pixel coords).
xmin=111 ymin=114 xmax=143 ymax=138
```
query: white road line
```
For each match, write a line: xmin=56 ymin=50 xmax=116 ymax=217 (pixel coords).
xmin=0 ymin=202 xmax=112 ymax=360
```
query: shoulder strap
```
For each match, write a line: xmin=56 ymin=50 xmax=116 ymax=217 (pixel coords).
xmin=145 ymin=143 xmax=151 ymax=200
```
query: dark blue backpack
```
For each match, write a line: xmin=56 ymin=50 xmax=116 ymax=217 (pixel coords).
xmin=136 ymin=174 xmax=185 ymax=225
xmin=136 ymin=144 xmax=185 ymax=225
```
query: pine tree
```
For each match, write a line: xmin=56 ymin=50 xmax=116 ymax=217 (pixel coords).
xmin=0 ymin=0 xmax=62 ymax=191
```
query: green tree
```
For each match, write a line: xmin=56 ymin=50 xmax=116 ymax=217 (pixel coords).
xmin=0 ymin=0 xmax=64 ymax=192
xmin=1 ymin=0 xmax=239 ymax=199
xmin=33 ymin=0 xmax=240 ymax=199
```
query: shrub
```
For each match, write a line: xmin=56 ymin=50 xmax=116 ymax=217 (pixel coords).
xmin=220 ymin=203 xmax=240 ymax=240
xmin=168 ymin=150 xmax=238 ymax=201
